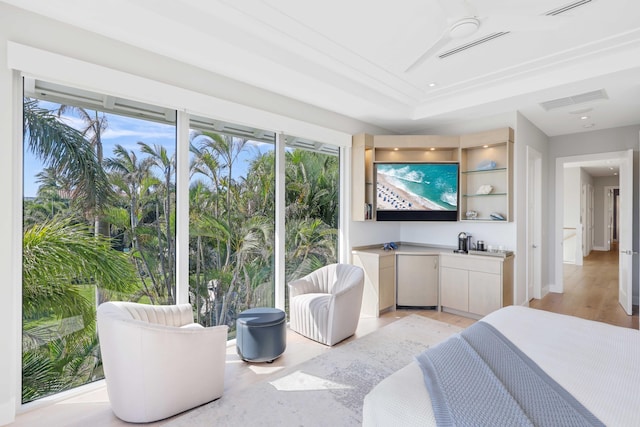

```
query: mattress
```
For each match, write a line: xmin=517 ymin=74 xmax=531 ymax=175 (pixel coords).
xmin=362 ymin=306 xmax=640 ymax=427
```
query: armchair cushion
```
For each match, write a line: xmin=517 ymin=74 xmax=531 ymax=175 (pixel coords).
xmin=97 ymin=301 xmax=228 ymax=423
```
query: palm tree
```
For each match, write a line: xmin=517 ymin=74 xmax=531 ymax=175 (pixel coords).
xmin=57 ymin=104 xmax=110 ymax=237
xmin=104 ymin=145 xmax=169 ymax=303
xmin=193 ymin=133 xmax=253 ymax=263
xmin=138 ymin=141 xmax=176 ymax=304
xmin=22 ymin=217 xmax=136 ymax=329
xmin=23 ymin=99 xmax=114 ymax=230
xmin=22 ymin=216 xmax=137 ymax=402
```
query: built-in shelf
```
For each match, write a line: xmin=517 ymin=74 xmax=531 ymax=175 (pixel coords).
xmin=352 ymin=128 xmax=513 ymax=223
xmin=461 ymin=167 xmax=507 ymax=175
xmin=463 ymin=193 xmax=507 ymax=198
xmin=459 ymin=128 xmax=513 ymax=222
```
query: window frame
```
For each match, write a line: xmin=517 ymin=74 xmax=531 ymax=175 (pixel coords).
xmin=12 ymin=43 xmax=351 ymax=408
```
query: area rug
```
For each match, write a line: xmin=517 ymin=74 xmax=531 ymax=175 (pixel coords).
xmin=165 ymin=315 xmax=462 ymax=426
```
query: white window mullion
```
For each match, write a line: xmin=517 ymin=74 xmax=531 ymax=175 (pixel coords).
xmin=175 ymin=111 xmax=190 ymax=304
xmin=339 ymin=146 xmax=350 ymax=264
xmin=274 ymin=133 xmax=286 ymax=310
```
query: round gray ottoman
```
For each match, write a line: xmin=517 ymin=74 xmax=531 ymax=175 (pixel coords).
xmin=236 ymin=307 xmax=286 ymax=363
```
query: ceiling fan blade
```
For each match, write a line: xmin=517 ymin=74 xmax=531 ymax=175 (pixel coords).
xmin=405 ymin=31 xmax=452 ymax=72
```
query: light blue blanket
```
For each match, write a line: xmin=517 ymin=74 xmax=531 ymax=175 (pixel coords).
xmin=415 ymin=321 xmax=604 ymax=427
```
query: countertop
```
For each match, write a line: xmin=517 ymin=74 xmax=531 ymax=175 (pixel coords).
xmin=352 ymin=242 xmax=514 ymax=260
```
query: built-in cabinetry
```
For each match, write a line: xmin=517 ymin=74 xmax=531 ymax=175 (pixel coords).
xmin=459 ymin=128 xmax=514 ymax=222
xmin=396 ymin=254 xmax=438 ymax=308
xmin=439 ymin=253 xmax=514 ymax=318
xmin=353 ymin=244 xmax=514 ymax=319
xmin=352 ymin=250 xmax=395 ymax=316
xmin=351 ymin=134 xmax=459 ymax=221
xmin=351 ymin=128 xmax=514 ymax=222
xmin=351 ymin=133 xmax=374 ymax=221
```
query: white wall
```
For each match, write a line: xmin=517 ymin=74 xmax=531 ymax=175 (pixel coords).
xmin=349 ymin=221 xmax=402 ymax=249
xmin=514 ymin=113 xmax=550 ymax=306
xmin=0 ymin=37 xmax=17 ymax=427
xmin=580 ymin=168 xmax=594 ymax=256
xmin=0 ymin=3 xmax=389 ymax=424
xmin=398 ymin=221 xmax=516 ymax=250
xmin=548 ymin=125 xmax=640 ymax=304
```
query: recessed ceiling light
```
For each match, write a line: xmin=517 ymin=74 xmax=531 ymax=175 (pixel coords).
xmin=428 ymin=82 xmax=437 ymax=87
xmin=580 ymin=115 xmax=590 ymax=120
xmin=483 ymin=145 xmax=489 ymax=148
xmin=394 ymin=148 xmax=399 ymax=151
xmin=430 ymin=147 xmax=436 ymax=151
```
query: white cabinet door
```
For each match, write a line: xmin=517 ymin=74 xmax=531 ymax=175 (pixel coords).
xmin=440 ymin=266 xmax=469 ymax=312
xmin=379 ymin=263 xmax=396 ymax=311
xmin=468 ymin=271 xmax=501 ymax=316
xmin=396 ymin=255 xmax=438 ymax=307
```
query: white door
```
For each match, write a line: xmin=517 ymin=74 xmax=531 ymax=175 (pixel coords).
xmin=527 ymin=147 xmax=542 ymax=300
xmin=581 ymin=184 xmax=587 ymax=257
xmin=589 ymin=185 xmax=594 ymax=253
xmin=618 ymin=149 xmax=633 ymax=315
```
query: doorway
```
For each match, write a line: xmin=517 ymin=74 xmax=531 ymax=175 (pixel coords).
xmin=552 ymin=150 xmax=634 ymax=317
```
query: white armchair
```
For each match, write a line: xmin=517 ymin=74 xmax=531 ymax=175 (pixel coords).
xmin=288 ymin=263 xmax=365 ymax=346
xmin=96 ymin=301 xmax=228 ymax=423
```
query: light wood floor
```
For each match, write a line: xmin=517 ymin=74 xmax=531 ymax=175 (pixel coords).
xmin=529 ymin=244 xmax=639 ymax=329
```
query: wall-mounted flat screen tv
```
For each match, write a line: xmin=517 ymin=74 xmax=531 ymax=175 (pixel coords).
xmin=375 ymin=162 xmax=459 ymax=221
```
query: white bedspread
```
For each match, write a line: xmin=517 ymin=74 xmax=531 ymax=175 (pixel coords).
xmin=363 ymin=306 xmax=640 ymax=427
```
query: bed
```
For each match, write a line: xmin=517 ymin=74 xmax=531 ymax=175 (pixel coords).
xmin=362 ymin=306 xmax=640 ymax=426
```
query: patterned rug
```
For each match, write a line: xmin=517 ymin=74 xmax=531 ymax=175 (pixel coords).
xmin=165 ymin=315 xmax=462 ymax=427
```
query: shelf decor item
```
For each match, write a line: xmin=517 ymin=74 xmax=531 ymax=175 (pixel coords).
xmin=476 ymin=159 xmax=496 ymax=170
xmin=490 ymin=212 xmax=506 ymax=220
xmin=476 ymin=184 xmax=493 ymax=195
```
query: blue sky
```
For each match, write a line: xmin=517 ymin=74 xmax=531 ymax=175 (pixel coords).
xmin=23 ymin=101 xmax=269 ymax=198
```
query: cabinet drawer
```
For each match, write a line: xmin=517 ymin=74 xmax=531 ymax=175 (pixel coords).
xmin=440 ymin=254 xmax=500 ymax=274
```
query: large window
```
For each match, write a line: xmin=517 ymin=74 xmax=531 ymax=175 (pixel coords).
xmin=188 ymin=117 xmax=276 ymax=337
xmin=21 ymin=79 xmax=342 ymax=403
xmin=22 ymin=80 xmax=176 ymax=402
xmin=284 ymin=135 xmax=339 ymax=281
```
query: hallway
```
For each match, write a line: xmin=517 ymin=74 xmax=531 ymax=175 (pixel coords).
xmin=530 ymin=245 xmax=639 ymax=329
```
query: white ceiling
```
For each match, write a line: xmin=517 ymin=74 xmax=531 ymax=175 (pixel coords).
xmin=5 ymin=0 xmax=640 ymax=137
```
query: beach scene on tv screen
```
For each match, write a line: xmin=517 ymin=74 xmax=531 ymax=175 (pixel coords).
xmin=376 ymin=163 xmax=458 ymax=211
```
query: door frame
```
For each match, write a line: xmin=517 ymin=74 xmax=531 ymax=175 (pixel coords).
xmin=526 ymin=146 xmax=542 ymax=300
xmin=554 ymin=150 xmax=633 ymax=299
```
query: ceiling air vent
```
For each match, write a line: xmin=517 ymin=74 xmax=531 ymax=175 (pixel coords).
xmin=438 ymin=32 xmax=510 ymax=59
xmin=539 ymin=89 xmax=608 ymax=111
xmin=544 ymin=0 xmax=592 ymax=16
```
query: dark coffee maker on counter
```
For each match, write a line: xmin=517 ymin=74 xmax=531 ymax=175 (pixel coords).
xmin=455 ymin=232 xmax=472 ymax=253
